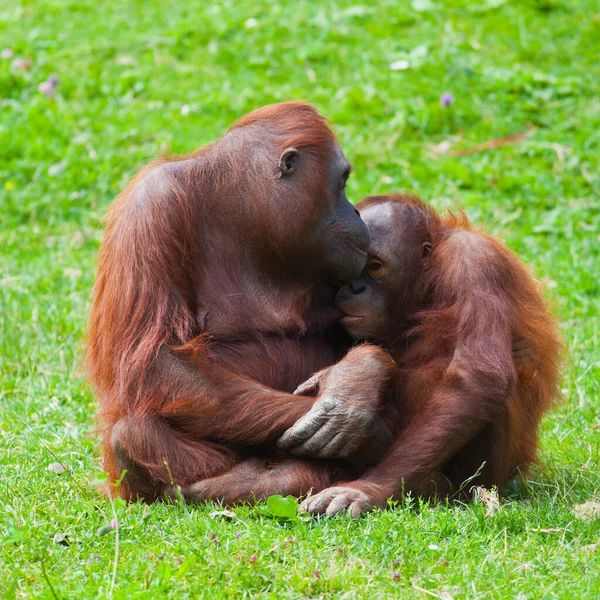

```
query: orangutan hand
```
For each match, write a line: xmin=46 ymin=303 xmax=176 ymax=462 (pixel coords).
xmin=277 ymin=345 xmax=395 ymax=459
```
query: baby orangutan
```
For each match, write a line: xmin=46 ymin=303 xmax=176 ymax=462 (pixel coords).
xmin=286 ymin=193 xmax=562 ymax=517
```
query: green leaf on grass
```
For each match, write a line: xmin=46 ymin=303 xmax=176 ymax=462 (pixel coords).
xmin=2 ymin=524 xmax=29 ymax=546
xmin=266 ymin=495 xmax=299 ymax=521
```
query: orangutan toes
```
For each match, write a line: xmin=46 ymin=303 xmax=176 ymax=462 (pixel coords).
xmin=300 ymin=486 xmax=376 ymax=518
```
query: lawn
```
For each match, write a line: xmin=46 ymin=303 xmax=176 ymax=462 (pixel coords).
xmin=1 ymin=0 xmax=599 ymax=597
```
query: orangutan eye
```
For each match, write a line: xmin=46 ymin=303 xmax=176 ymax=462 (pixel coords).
xmin=367 ymin=261 xmax=383 ymax=274
xmin=339 ymin=167 xmax=351 ymax=189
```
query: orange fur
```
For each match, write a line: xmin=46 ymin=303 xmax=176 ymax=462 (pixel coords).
xmin=86 ymin=102 xmax=357 ymax=501
xmin=338 ymin=194 xmax=562 ymax=501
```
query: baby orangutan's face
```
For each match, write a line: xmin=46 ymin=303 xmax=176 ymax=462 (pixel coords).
xmin=335 ymin=200 xmax=432 ymax=343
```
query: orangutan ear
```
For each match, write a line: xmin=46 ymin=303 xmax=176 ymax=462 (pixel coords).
xmin=279 ymin=148 xmax=299 ymax=177
xmin=422 ymin=241 xmax=433 ymax=257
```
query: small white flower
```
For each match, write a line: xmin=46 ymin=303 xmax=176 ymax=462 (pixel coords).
xmin=180 ymin=104 xmax=191 ymax=116
xmin=389 ymin=60 xmax=410 ymax=71
xmin=244 ymin=18 xmax=258 ymax=29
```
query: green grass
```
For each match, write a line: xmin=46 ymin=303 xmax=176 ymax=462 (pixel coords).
xmin=1 ymin=0 xmax=599 ymax=597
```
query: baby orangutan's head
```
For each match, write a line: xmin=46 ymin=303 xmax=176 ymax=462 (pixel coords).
xmin=335 ymin=194 xmax=437 ymax=344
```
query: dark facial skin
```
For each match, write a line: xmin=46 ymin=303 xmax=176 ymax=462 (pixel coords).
xmin=319 ymin=147 xmax=370 ymax=283
xmin=282 ymin=143 xmax=369 ymax=283
xmin=335 ymin=201 xmax=432 ymax=344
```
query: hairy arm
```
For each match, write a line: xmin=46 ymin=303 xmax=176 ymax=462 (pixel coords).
xmin=159 ymin=343 xmax=395 ymax=452
xmin=364 ymin=327 xmax=514 ymax=492
xmin=155 ymin=346 xmax=316 ymax=445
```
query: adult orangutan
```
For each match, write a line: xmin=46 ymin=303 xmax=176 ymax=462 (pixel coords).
xmin=279 ymin=193 xmax=562 ymax=516
xmin=86 ymin=102 xmax=398 ymax=502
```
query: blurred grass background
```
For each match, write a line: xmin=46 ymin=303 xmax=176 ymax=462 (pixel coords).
xmin=1 ymin=0 xmax=599 ymax=597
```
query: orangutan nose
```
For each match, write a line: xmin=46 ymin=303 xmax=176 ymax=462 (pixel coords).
xmin=348 ymin=280 xmax=366 ymax=295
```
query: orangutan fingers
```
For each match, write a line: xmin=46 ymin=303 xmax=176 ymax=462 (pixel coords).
xmin=298 ymin=497 xmax=311 ymax=514
xmin=333 ymin=408 xmax=378 ymax=458
xmin=288 ymin=421 xmax=339 ymax=457
xmin=335 ymin=434 xmax=365 ymax=459
xmin=293 ymin=378 xmax=319 ymax=396
xmin=277 ymin=395 xmax=342 ymax=450
xmin=293 ymin=369 xmax=327 ymax=396
xmin=348 ymin=497 xmax=372 ymax=518
xmin=299 ymin=486 xmax=373 ymax=517
xmin=300 ymin=488 xmax=338 ymax=515
xmin=276 ymin=409 xmax=329 ymax=450
xmin=325 ymin=493 xmax=355 ymax=516
xmin=314 ymin=432 xmax=346 ymax=458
